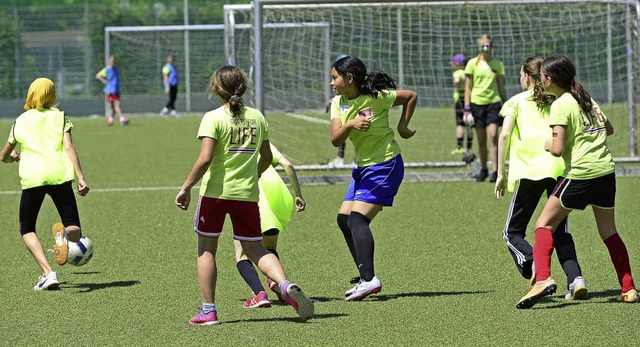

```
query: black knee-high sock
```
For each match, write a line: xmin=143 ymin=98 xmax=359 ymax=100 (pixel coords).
xmin=266 ymin=248 xmax=280 ymax=260
xmin=347 ymin=212 xmax=375 ymax=282
xmin=337 ymin=213 xmax=358 ymax=265
xmin=236 ymin=259 xmax=265 ymax=295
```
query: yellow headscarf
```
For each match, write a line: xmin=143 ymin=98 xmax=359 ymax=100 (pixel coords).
xmin=24 ymin=77 xmax=56 ymax=110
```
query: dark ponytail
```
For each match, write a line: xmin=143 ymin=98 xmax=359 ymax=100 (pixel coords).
xmin=207 ymin=65 xmax=249 ymax=117
xmin=541 ymin=55 xmax=593 ymax=114
xmin=333 ymin=56 xmax=396 ymax=98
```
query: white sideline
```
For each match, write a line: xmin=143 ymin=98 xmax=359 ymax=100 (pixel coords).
xmin=284 ymin=113 xmax=330 ymax=124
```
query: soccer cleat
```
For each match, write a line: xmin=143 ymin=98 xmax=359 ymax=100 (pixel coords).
xmin=516 ymin=278 xmax=557 ymax=309
xmin=565 ymin=276 xmax=588 ymax=300
xmin=489 ymin=171 xmax=498 ymax=183
xmin=107 ymin=118 xmax=114 ymax=126
xmin=33 ymin=272 xmax=59 ymax=290
xmin=474 ymin=168 xmax=489 ymax=182
xmin=621 ymin=289 xmax=640 ymax=303
xmin=119 ymin=117 xmax=129 ymax=126
xmin=528 ymin=273 xmax=536 ymax=291
xmin=282 ymin=283 xmax=314 ymax=321
xmin=345 ymin=276 xmax=362 ymax=297
xmin=170 ymin=110 xmax=180 ymax=117
xmin=345 ymin=276 xmax=382 ymax=301
xmin=189 ymin=307 xmax=219 ymax=325
xmin=267 ymin=278 xmax=285 ymax=302
xmin=52 ymin=223 xmax=68 ymax=265
xmin=161 ymin=107 xmax=169 ymax=115
xmin=243 ymin=291 xmax=271 ymax=308
xmin=450 ymin=147 xmax=466 ymax=155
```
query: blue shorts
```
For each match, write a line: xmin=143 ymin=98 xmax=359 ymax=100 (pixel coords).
xmin=343 ymin=154 xmax=404 ymax=206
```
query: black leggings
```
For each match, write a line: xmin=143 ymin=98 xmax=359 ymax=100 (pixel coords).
xmin=19 ymin=181 xmax=81 ymax=235
xmin=166 ymin=85 xmax=178 ymax=110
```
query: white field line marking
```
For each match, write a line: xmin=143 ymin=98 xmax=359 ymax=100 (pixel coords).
xmin=0 ymin=186 xmax=194 ymax=195
xmin=285 ymin=113 xmax=330 ymax=124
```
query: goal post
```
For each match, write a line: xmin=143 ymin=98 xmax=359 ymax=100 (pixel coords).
xmin=231 ymin=0 xmax=639 ymax=163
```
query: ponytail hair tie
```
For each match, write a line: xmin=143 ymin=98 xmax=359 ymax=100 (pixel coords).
xmin=570 ymin=79 xmax=576 ymax=86
xmin=364 ymin=75 xmax=368 ymax=81
xmin=229 ymin=95 xmax=238 ymax=101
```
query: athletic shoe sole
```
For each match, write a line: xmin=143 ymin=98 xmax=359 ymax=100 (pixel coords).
xmin=52 ymin=223 xmax=68 ymax=265
xmin=286 ymin=284 xmax=314 ymax=322
xmin=345 ymin=285 xmax=382 ymax=301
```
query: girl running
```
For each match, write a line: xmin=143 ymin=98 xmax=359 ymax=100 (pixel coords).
xmin=329 ymin=55 xmax=417 ymax=301
xmin=175 ymin=66 xmax=313 ymax=324
xmin=463 ymin=34 xmax=508 ymax=182
xmin=495 ymin=57 xmax=586 ymax=300
xmin=516 ymin=55 xmax=639 ymax=309
xmin=1 ymin=77 xmax=90 ymax=290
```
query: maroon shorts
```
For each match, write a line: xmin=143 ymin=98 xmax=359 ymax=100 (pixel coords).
xmin=106 ymin=93 xmax=120 ymax=103
xmin=193 ymin=196 xmax=262 ymax=241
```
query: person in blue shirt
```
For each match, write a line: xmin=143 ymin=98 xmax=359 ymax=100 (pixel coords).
xmin=95 ymin=54 xmax=129 ymax=126
xmin=161 ymin=54 xmax=179 ymax=117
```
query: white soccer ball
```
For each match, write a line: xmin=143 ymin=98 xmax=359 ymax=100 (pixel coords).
xmin=67 ymin=235 xmax=94 ymax=266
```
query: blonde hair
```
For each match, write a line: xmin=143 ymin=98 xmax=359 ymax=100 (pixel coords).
xmin=207 ymin=66 xmax=249 ymax=117
xmin=24 ymin=78 xmax=56 ymax=110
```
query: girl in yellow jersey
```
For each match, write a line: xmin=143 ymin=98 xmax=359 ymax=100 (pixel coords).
xmin=1 ymin=78 xmax=90 ymax=290
xmin=463 ymin=34 xmax=508 ymax=182
xmin=516 ymin=55 xmax=638 ymax=309
xmin=495 ymin=57 xmax=585 ymax=300
xmin=330 ymin=55 xmax=417 ymax=301
xmin=175 ymin=66 xmax=313 ymax=324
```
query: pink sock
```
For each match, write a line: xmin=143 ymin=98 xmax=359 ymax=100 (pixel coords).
xmin=604 ymin=233 xmax=636 ymax=292
xmin=533 ymin=227 xmax=554 ymax=281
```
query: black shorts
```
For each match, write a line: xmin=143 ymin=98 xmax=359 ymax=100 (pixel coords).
xmin=551 ymin=172 xmax=616 ymax=210
xmin=454 ymin=98 xmax=465 ymax=126
xmin=19 ymin=181 xmax=81 ymax=235
xmin=470 ymin=102 xmax=503 ymax=127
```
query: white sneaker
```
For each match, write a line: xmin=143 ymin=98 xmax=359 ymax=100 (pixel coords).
xmin=345 ymin=276 xmax=382 ymax=301
xmin=160 ymin=107 xmax=169 ymax=115
xmin=170 ymin=110 xmax=180 ymax=117
xmin=33 ymin=272 xmax=59 ymax=290
xmin=328 ymin=157 xmax=344 ymax=168
xmin=565 ymin=276 xmax=587 ymax=300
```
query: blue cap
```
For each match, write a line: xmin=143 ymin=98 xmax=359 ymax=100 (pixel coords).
xmin=450 ymin=53 xmax=466 ymax=65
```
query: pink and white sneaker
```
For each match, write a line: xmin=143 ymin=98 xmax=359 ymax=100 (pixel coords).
xmin=188 ymin=307 xmax=219 ymax=325
xmin=281 ymin=282 xmax=314 ymax=322
xmin=345 ymin=276 xmax=382 ymax=301
xmin=243 ymin=291 xmax=271 ymax=308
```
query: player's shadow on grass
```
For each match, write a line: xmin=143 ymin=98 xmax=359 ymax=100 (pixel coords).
xmin=371 ymin=290 xmax=493 ymax=302
xmin=521 ymin=289 xmax=624 ymax=309
xmin=223 ymin=313 xmax=347 ymax=324
xmin=70 ymin=271 xmax=101 ymax=275
xmin=64 ymin=280 xmax=140 ymax=293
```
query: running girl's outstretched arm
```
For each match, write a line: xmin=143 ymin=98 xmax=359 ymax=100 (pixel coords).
xmin=175 ymin=137 xmax=216 ymax=210
xmin=495 ymin=114 xmax=514 ymax=201
xmin=394 ymin=90 xmax=417 ymax=139
xmin=545 ymin=125 xmax=566 ymax=157
xmin=278 ymin=156 xmax=306 ymax=212
xmin=63 ymin=132 xmax=89 ymax=196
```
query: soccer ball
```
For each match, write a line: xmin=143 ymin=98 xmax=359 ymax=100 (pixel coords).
xmin=67 ymin=235 xmax=94 ymax=266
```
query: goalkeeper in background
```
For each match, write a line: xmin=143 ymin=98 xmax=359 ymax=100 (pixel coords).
xmin=160 ymin=53 xmax=179 ymax=117
xmin=449 ymin=53 xmax=475 ymax=164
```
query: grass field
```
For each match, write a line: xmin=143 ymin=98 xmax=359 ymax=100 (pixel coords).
xmin=1 ymin=114 xmax=639 ymax=346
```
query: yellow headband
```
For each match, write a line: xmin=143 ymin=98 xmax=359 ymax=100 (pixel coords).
xmin=24 ymin=77 xmax=56 ymax=110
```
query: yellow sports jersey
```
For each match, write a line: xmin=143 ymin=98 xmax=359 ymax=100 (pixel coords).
xmin=330 ymin=91 xmax=400 ymax=167
xmin=464 ymin=57 xmax=505 ymax=105
xmin=499 ymin=90 xmax=564 ymax=192
xmin=549 ymin=93 xmax=614 ymax=179
xmin=453 ymin=69 xmax=466 ymax=101
xmin=8 ymin=108 xmax=74 ymax=189
xmin=197 ymin=105 xmax=269 ymax=201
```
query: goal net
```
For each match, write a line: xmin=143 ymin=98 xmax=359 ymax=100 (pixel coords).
xmin=224 ymin=0 xmax=640 ymax=167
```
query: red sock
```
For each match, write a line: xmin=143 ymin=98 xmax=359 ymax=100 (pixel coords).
xmin=533 ymin=227 xmax=554 ymax=281
xmin=604 ymin=233 xmax=636 ymax=292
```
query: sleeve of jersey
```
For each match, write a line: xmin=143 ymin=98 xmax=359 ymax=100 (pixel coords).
xmin=500 ymin=97 xmax=516 ymax=119
xmin=7 ymin=122 xmax=16 ymax=145
xmin=63 ymin=114 xmax=74 ymax=133
xmin=330 ymin=96 xmax=342 ymax=121
xmin=197 ymin=113 xmax=217 ymax=140
xmin=498 ymin=61 xmax=506 ymax=76
xmin=270 ymin=144 xmax=284 ymax=167
xmin=549 ymin=102 xmax=569 ymax=127
xmin=99 ymin=68 xmax=107 ymax=78
xmin=383 ymin=90 xmax=397 ymax=108
xmin=463 ymin=60 xmax=474 ymax=75
xmin=262 ymin=115 xmax=269 ymax=141
xmin=162 ymin=66 xmax=169 ymax=75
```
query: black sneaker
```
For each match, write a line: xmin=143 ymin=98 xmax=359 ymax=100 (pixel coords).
xmin=474 ymin=168 xmax=488 ymax=182
xmin=462 ymin=152 xmax=476 ymax=164
xmin=489 ymin=171 xmax=498 ymax=182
